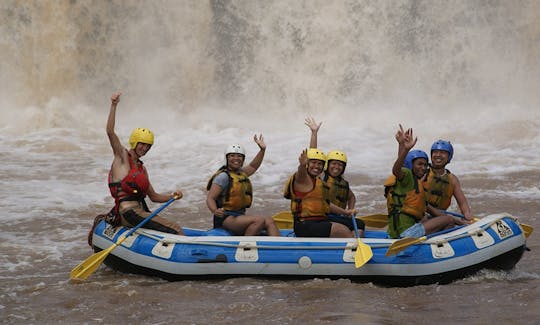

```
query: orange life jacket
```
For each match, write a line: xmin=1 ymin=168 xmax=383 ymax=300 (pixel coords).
xmin=284 ymin=174 xmax=330 ymax=221
xmin=384 ymin=173 xmax=426 ymax=221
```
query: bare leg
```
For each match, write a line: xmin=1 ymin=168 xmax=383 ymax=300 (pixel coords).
xmin=423 ymin=215 xmax=454 ymax=235
xmin=223 ymin=215 xmax=265 ymax=236
xmin=330 ymin=222 xmax=355 ymax=238
xmin=264 ymin=216 xmax=281 ymax=236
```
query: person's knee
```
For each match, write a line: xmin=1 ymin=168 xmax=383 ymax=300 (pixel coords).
xmin=331 ymin=223 xmax=354 ymax=238
xmin=264 ymin=216 xmax=277 ymax=226
xmin=247 ymin=216 xmax=265 ymax=229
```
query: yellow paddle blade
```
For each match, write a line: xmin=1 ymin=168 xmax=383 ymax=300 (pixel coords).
xmin=385 ymin=236 xmax=427 ymax=257
xmin=272 ymin=211 xmax=390 ymax=229
xmin=354 ymin=239 xmax=373 ymax=268
xmin=272 ymin=211 xmax=294 ymax=229
xmin=359 ymin=214 xmax=388 ymax=228
xmin=70 ymin=243 xmax=118 ymax=280
xmin=521 ymin=223 xmax=533 ymax=238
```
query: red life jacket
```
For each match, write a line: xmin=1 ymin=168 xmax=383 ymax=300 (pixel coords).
xmin=108 ymin=151 xmax=150 ymax=214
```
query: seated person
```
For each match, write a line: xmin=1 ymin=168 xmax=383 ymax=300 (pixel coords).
xmin=284 ymin=148 xmax=356 ymax=238
xmin=384 ymin=125 xmax=465 ymax=239
xmin=206 ymin=135 xmax=280 ymax=236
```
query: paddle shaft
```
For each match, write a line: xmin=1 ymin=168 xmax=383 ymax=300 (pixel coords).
xmin=351 ymin=213 xmax=361 ymax=238
xmin=443 ymin=210 xmax=468 ymax=219
xmin=122 ymin=197 xmax=177 ymax=238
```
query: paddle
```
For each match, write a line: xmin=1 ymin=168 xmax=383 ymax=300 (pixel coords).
xmin=272 ymin=211 xmax=388 ymax=229
xmin=385 ymin=235 xmax=429 ymax=256
xmin=70 ymin=197 xmax=177 ymax=281
xmin=351 ymin=214 xmax=373 ymax=267
xmin=384 ymin=224 xmax=472 ymax=257
xmin=357 ymin=214 xmax=388 ymax=228
xmin=445 ymin=210 xmax=532 ymax=238
xmin=357 ymin=210 xmax=533 ymax=238
xmin=385 ymin=211 xmax=529 ymax=256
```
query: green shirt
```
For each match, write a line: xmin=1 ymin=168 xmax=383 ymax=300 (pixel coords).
xmin=386 ymin=168 xmax=420 ymax=238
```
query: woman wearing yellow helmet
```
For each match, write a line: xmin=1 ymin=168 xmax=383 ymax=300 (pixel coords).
xmin=282 ymin=118 xmax=356 ymax=238
xmin=303 ymin=117 xmax=364 ymax=236
xmin=105 ymin=92 xmax=184 ymax=235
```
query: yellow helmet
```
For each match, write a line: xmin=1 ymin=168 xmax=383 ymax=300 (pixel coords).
xmin=326 ymin=150 xmax=347 ymax=164
xmin=307 ymin=148 xmax=326 ymax=162
xmin=129 ymin=128 xmax=154 ymax=149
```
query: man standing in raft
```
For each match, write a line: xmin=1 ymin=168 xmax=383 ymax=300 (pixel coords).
xmin=106 ymin=92 xmax=184 ymax=234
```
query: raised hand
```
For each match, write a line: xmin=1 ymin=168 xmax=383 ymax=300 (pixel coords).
xmin=253 ymin=134 xmax=266 ymax=150
xmin=299 ymin=149 xmax=308 ymax=166
xmin=111 ymin=92 xmax=121 ymax=105
xmin=395 ymin=124 xmax=417 ymax=150
xmin=305 ymin=117 xmax=322 ymax=133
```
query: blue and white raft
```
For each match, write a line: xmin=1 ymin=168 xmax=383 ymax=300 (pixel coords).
xmin=90 ymin=213 xmax=527 ymax=286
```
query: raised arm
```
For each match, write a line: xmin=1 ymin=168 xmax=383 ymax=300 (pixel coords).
xmin=106 ymin=92 xmax=126 ymax=159
xmin=292 ymin=149 xmax=312 ymax=193
xmin=392 ymin=124 xmax=417 ymax=180
xmin=305 ymin=117 xmax=322 ymax=148
xmin=242 ymin=134 xmax=266 ymax=176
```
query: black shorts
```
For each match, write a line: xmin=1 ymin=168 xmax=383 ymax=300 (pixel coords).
xmin=294 ymin=219 xmax=332 ymax=237
xmin=213 ymin=210 xmax=245 ymax=229
xmin=327 ymin=214 xmax=365 ymax=231
xmin=122 ymin=209 xmax=178 ymax=234
xmin=213 ymin=214 xmax=234 ymax=228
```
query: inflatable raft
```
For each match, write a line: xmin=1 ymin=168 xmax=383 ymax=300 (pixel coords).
xmin=89 ymin=213 xmax=527 ymax=286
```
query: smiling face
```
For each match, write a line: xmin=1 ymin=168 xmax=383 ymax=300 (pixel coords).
xmin=226 ymin=153 xmax=245 ymax=171
xmin=431 ymin=149 xmax=449 ymax=169
xmin=327 ymin=160 xmax=345 ymax=177
xmin=307 ymin=159 xmax=325 ymax=177
xmin=134 ymin=142 xmax=152 ymax=157
xmin=412 ymin=158 xmax=428 ymax=178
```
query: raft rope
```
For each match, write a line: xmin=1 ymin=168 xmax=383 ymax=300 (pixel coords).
xmin=122 ymin=215 xmax=510 ymax=251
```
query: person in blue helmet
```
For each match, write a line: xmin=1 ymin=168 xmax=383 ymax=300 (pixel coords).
xmin=384 ymin=125 xmax=464 ymax=238
xmin=423 ymin=140 xmax=473 ymax=221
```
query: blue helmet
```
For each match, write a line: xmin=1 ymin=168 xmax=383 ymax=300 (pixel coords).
xmin=431 ymin=140 xmax=454 ymax=163
xmin=404 ymin=150 xmax=428 ymax=170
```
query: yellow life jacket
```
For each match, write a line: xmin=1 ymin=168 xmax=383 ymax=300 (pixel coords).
xmin=423 ymin=169 xmax=454 ymax=210
xmin=283 ymin=174 xmax=330 ymax=221
xmin=323 ymin=172 xmax=350 ymax=209
xmin=384 ymin=173 xmax=426 ymax=221
xmin=207 ymin=167 xmax=253 ymax=211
